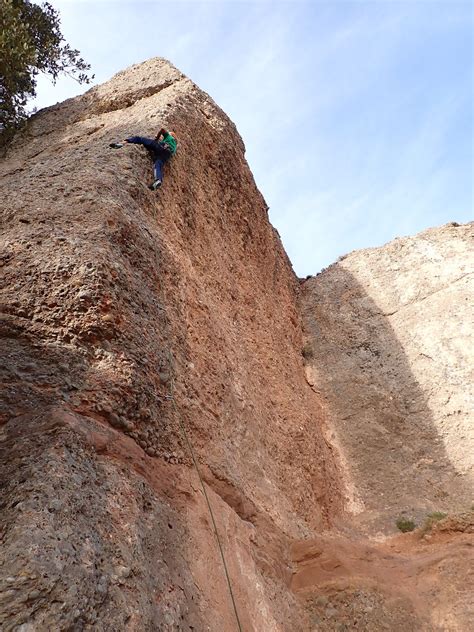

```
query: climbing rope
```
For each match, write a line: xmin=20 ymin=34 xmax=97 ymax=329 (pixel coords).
xmin=166 ymin=350 xmax=243 ymax=632
xmin=155 ymin=262 xmax=243 ymax=631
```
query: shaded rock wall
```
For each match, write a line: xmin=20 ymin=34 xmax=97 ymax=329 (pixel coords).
xmin=1 ymin=58 xmax=342 ymax=631
xmin=302 ymin=223 xmax=473 ymax=534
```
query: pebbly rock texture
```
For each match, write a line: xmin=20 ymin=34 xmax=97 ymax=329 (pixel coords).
xmin=296 ymin=223 xmax=474 ymax=632
xmin=1 ymin=58 xmax=342 ymax=631
xmin=290 ymin=510 xmax=474 ymax=632
xmin=301 ymin=223 xmax=474 ymax=534
xmin=1 ymin=56 xmax=473 ymax=632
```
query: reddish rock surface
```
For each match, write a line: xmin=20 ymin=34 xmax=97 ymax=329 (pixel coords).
xmin=1 ymin=58 xmax=342 ymax=631
xmin=1 ymin=59 xmax=472 ymax=631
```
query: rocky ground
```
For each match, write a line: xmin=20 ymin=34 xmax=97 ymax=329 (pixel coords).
xmin=1 ymin=58 xmax=472 ymax=630
xmin=292 ymin=510 xmax=474 ymax=631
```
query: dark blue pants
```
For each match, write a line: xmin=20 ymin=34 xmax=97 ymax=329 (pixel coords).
xmin=125 ymin=137 xmax=172 ymax=183
xmin=153 ymin=148 xmax=171 ymax=182
xmin=153 ymin=158 xmax=166 ymax=182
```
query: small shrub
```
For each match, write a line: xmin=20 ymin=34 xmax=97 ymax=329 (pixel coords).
xmin=427 ymin=511 xmax=448 ymax=522
xmin=422 ymin=511 xmax=448 ymax=533
xmin=396 ymin=516 xmax=416 ymax=533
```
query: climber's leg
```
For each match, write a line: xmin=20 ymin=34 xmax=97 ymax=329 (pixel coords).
xmin=151 ymin=158 xmax=164 ymax=189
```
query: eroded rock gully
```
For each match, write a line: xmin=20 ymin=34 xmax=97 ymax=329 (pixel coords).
xmin=1 ymin=58 xmax=472 ymax=631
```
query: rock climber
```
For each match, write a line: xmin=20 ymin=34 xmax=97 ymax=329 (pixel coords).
xmin=110 ymin=128 xmax=178 ymax=190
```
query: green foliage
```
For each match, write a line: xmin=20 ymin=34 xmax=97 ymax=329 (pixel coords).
xmin=395 ymin=516 xmax=416 ymax=533
xmin=426 ymin=511 xmax=448 ymax=521
xmin=0 ymin=0 xmax=93 ymax=135
xmin=422 ymin=511 xmax=448 ymax=533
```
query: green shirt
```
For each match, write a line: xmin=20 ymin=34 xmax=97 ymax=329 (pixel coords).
xmin=162 ymin=132 xmax=177 ymax=155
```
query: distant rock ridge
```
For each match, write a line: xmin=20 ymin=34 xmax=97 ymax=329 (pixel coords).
xmin=1 ymin=58 xmax=472 ymax=631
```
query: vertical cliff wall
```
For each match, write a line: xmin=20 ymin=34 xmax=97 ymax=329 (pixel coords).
xmin=1 ymin=58 xmax=342 ymax=631
xmin=2 ymin=57 xmax=472 ymax=632
xmin=294 ymin=223 xmax=473 ymax=631
xmin=301 ymin=223 xmax=473 ymax=534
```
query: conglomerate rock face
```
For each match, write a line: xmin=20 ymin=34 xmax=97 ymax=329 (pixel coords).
xmin=1 ymin=58 xmax=342 ymax=632
xmin=301 ymin=223 xmax=474 ymax=534
xmin=1 ymin=58 xmax=472 ymax=631
xmin=296 ymin=224 xmax=473 ymax=631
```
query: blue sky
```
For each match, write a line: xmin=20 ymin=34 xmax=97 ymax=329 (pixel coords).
xmin=32 ymin=0 xmax=473 ymax=276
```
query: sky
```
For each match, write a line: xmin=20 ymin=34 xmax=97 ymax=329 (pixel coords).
xmin=32 ymin=0 xmax=473 ymax=276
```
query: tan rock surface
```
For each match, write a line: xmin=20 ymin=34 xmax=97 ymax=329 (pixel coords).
xmin=1 ymin=58 xmax=341 ymax=631
xmin=301 ymin=223 xmax=473 ymax=534
xmin=1 ymin=57 xmax=472 ymax=631
xmin=297 ymin=224 xmax=473 ymax=631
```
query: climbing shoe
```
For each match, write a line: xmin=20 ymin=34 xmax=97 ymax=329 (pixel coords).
xmin=150 ymin=179 xmax=162 ymax=190
xmin=109 ymin=142 xmax=124 ymax=149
